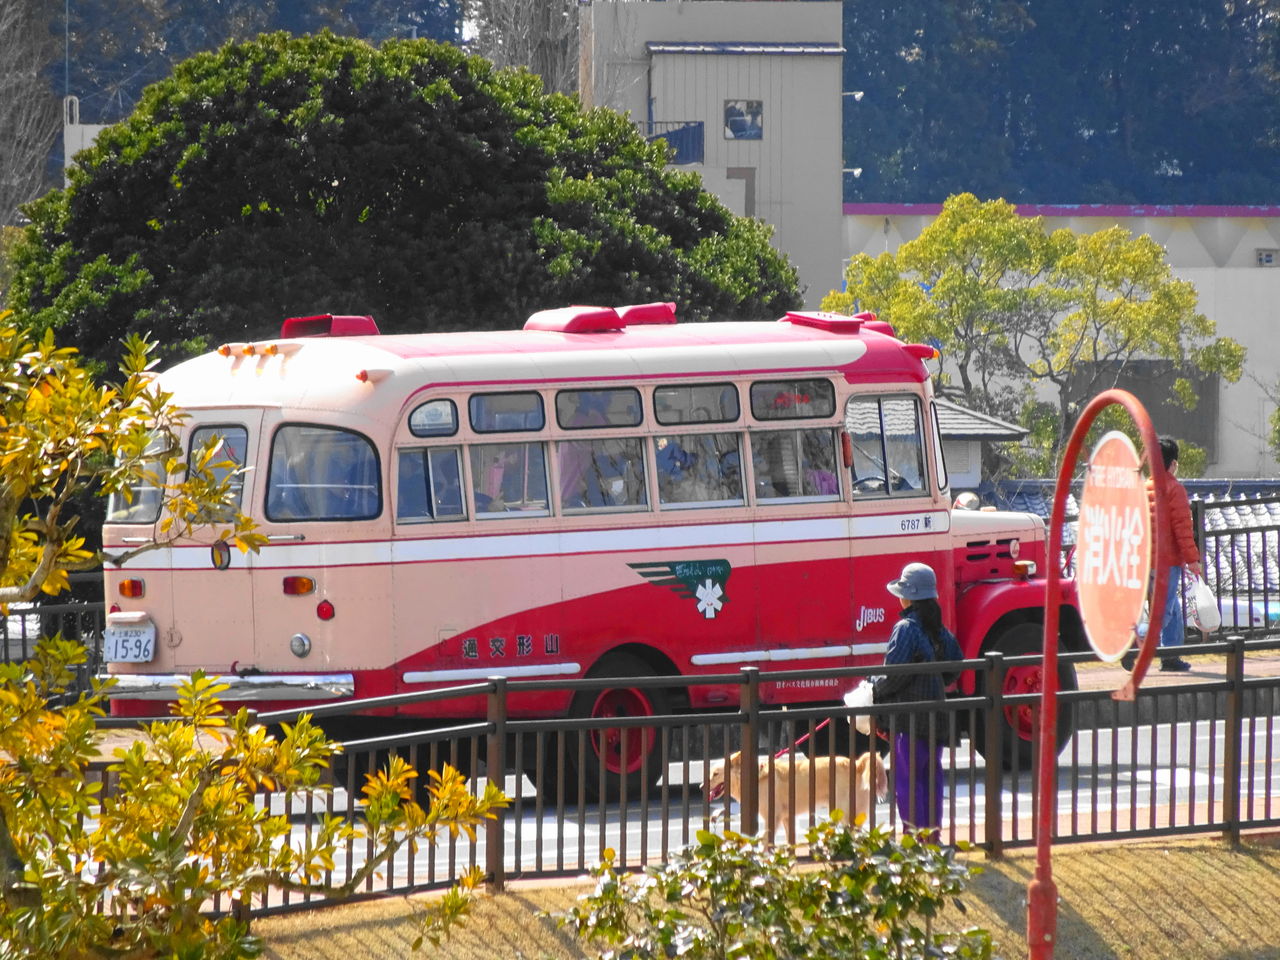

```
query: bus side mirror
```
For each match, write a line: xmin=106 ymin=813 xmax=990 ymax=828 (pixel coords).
xmin=840 ymin=432 xmax=853 ymax=469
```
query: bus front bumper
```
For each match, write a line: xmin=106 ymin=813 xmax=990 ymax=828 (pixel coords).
xmin=99 ymin=672 xmax=356 ymax=701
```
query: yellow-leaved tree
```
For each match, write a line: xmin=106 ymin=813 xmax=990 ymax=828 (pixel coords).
xmin=0 ymin=310 xmax=508 ymax=957
xmin=823 ymin=194 xmax=1245 ymax=477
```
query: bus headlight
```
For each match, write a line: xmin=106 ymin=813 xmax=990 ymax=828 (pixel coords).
xmin=290 ymin=633 xmax=312 ymax=658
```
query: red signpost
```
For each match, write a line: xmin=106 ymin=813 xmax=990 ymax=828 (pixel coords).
xmin=1028 ymin=391 xmax=1169 ymax=959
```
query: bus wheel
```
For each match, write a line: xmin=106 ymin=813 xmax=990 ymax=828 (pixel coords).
xmin=569 ymin=653 xmax=670 ymax=802
xmin=973 ymin=622 xmax=1077 ymax=771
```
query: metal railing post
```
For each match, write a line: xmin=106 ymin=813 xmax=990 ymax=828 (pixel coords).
xmin=740 ymin=667 xmax=761 ymax=836
xmin=984 ymin=651 xmax=1005 ymax=859
xmin=1222 ymin=635 xmax=1244 ymax=848
xmin=486 ymin=677 xmax=508 ymax=892
xmin=1190 ymin=498 xmax=1206 ymax=568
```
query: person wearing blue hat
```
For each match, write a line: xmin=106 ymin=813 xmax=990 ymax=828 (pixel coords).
xmin=874 ymin=561 xmax=963 ymax=837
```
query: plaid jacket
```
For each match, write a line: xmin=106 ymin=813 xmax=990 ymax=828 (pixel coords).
xmin=872 ymin=608 xmax=963 ymax=706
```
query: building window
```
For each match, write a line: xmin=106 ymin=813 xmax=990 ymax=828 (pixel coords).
xmin=724 ymin=99 xmax=763 ymax=140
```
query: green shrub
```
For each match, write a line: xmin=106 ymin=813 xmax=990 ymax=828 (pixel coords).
xmin=555 ymin=816 xmax=996 ymax=960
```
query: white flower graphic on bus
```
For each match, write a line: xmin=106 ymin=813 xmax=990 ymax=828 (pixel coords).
xmin=629 ymin=560 xmax=732 ymax=620
xmin=695 ymin=579 xmax=724 ymax=618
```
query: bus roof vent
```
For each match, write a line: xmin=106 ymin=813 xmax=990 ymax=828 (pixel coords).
xmin=616 ymin=301 xmax=677 ymax=325
xmin=280 ymin=314 xmax=381 ymax=338
xmin=858 ymin=314 xmax=897 ymax=337
xmin=524 ymin=306 xmax=624 ymax=333
xmin=782 ymin=310 xmax=866 ymax=333
xmin=524 ymin=302 xmax=678 ymax=333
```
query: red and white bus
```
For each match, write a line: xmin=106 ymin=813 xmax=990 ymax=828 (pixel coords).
xmin=102 ymin=303 xmax=1082 ymax=787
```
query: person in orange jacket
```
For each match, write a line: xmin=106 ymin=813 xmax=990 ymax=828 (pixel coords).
xmin=1126 ymin=436 xmax=1203 ymax=672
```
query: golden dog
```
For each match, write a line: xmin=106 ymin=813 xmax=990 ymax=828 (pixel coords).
xmin=705 ymin=750 xmax=888 ymax=845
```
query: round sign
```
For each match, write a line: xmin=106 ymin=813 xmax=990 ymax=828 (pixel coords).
xmin=1076 ymin=431 xmax=1152 ymax=661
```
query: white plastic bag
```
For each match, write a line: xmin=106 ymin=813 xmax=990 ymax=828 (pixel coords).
xmin=1188 ymin=575 xmax=1221 ymax=633
xmin=843 ymin=681 xmax=875 ymax=736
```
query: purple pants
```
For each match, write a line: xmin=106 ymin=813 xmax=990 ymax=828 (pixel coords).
xmin=893 ymin=732 xmax=943 ymax=831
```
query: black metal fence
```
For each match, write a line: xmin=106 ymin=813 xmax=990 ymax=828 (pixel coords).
xmin=1195 ymin=494 xmax=1280 ymax=631
xmin=142 ymin=635 xmax=1278 ymax=917
xmin=1 ymin=571 xmax=106 ymax=689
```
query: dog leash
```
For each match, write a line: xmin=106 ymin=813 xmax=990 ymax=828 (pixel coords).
xmin=774 ymin=717 xmax=831 ymax=758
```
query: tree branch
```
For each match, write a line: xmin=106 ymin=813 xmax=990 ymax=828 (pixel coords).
xmin=0 ymin=806 xmax=41 ymax=909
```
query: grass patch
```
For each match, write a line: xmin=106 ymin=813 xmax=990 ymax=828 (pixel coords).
xmin=258 ymin=838 xmax=1280 ymax=959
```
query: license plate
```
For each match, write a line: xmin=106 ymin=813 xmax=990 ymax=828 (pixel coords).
xmin=103 ymin=622 xmax=157 ymax=663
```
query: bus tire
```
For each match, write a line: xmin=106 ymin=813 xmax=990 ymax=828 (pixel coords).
xmin=567 ymin=652 xmax=670 ymax=803
xmin=973 ymin=622 xmax=1077 ymax=771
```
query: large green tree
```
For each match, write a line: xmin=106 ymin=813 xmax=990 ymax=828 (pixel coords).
xmin=9 ymin=32 xmax=799 ymax=362
xmin=822 ymin=194 xmax=1245 ymax=473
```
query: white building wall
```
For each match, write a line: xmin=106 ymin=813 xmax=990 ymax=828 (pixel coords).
xmin=582 ymin=1 xmax=845 ymax=307
xmin=1182 ymin=267 xmax=1280 ymax=477
xmin=62 ymin=96 xmax=107 ymax=185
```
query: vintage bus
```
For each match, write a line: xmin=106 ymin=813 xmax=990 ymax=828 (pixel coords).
xmin=101 ymin=303 xmax=1082 ymax=791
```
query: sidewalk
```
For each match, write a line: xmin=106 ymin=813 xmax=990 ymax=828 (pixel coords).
xmin=1075 ymin=642 xmax=1280 ymax=695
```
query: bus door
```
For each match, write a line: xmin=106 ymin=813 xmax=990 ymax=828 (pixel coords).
xmin=845 ymin=394 xmax=951 ymax=661
xmin=167 ymin=413 xmax=260 ymax=672
xmin=252 ymin=418 xmax=394 ymax=693
xmin=390 ymin=436 xmax=472 ymax=686
xmin=749 ymin=422 xmax=852 ymax=654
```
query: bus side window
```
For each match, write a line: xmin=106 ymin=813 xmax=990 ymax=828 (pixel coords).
xmin=429 ymin=448 xmax=465 ymax=518
xmin=881 ymin=397 xmax=927 ymax=493
xmin=398 ymin=449 xmax=431 ymax=520
xmin=753 ymin=428 xmax=840 ymax=502
xmin=397 ymin=447 xmax=465 ymax=523
xmin=469 ymin=392 xmax=545 ymax=433
xmin=470 ymin=441 xmax=549 ymax=517
xmin=845 ymin=398 xmax=888 ymax=496
xmin=558 ymin=437 xmax=648 ymax=512
xmin=653 ymin=383 xmax=740 ymax=426
xmin=656 ymin=432 xmax=743 ymax=508
xmin=749 ymin=378 xmax=836 ymax=420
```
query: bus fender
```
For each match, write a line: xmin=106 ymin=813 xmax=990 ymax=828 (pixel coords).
xmin=953 ymin=578 xmax=1081 ymax=695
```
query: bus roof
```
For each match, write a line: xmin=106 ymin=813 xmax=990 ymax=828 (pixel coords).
xmin=161 ymin=312 xmax=934 ymax=413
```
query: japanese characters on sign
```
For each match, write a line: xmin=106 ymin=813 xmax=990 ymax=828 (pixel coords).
xmin=1077 ymin=431 xmax=1152 ymax=661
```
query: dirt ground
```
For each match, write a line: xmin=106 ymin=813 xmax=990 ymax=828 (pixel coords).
xmin=257 ymin=834 xmax=1280 ymax=960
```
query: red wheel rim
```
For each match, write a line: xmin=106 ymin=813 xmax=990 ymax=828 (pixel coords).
xmin=1002 ymin=664 xmax=1043 ymax=741
xmin=590 ymin=686 xmax=656 ymax=775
